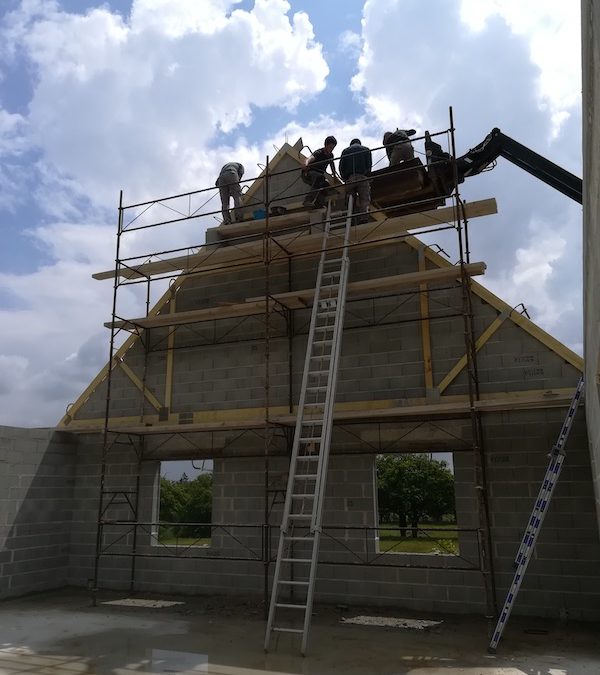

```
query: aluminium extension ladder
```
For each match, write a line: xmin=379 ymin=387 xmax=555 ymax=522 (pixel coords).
xmin=488 ymin=376 xmax=584 ymax=652
xmin=264 ymin=195 xmax=355 ymax=655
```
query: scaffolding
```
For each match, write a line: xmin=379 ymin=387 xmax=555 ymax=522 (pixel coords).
xmin=81 ymin=110 xmax=505 ymax=621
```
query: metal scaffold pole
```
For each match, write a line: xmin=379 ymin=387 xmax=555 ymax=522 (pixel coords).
xmin=449 ymin=106 xmax=497 ymax=618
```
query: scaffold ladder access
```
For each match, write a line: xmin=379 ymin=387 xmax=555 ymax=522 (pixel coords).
xmin=264 ymin=195 xmax=355 ymax=656
xmin=488 ymin=375 xmax=584 ymax=653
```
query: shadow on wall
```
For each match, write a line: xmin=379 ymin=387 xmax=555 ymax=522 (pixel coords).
xmin=0 ymin=427 xmax=77 ymax=599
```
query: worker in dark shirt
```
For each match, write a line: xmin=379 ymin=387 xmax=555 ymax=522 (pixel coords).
xmin=301 ymin=136 xmax=338 ymax=208
xmin=339 ymin=138 xmax=372 ymax=222
xmin=383 ymin=128 xmax=416 ymax=164
xmin=216 ymin=162 xmax=244 ymax=224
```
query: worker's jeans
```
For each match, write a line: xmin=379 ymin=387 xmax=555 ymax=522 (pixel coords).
xmin=217 ymin=171 xmax=242 ymax=224
xmin=301 ymin=170 xmax=330 ymax=207
xmin=344 ymin=174 xmax=371 ymax=220
xmin=390 ymin=141 xmax=414 ymax=164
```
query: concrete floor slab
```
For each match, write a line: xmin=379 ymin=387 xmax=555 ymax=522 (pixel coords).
xmin=0 ymin=590 xmax=598 ymax=674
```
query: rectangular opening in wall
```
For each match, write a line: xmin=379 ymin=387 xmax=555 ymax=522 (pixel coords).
xmin=375 ymin=452 xmax=458 ymax=555
xmin=157 ymin=459 xmax=213 ymax=547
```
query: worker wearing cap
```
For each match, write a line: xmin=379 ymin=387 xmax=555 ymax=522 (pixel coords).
xmin=383 ymin=129 xmax=416 ymax=165
xmin=302 ymin=136 xmax=338 ymax=208
xmin=216 ymin=162 xmax=244 ymax=225
xmin=339 ymin=138 xmax=372 ymax=223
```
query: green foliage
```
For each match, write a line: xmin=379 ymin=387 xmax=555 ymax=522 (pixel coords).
xmin=159 ymin=472 xmax=213 ymax=540
xmin=376 ymin=454 xmax=456 ymax=538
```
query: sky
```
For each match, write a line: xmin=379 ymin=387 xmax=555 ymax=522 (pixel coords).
xmin=0 ymin=0 xmax=583 ymax=427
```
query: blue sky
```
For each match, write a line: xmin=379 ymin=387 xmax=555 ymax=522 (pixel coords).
xmin=0 ymin=0 xmax=583 ymax=426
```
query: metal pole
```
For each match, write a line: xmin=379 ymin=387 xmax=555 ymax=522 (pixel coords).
xmin=93 ymin=189 xmax=124 ymax=605
xmin=449 ymin=106 xmax=497 ymax=617
xmin=263 ymin=155 xmax=271 ymax=619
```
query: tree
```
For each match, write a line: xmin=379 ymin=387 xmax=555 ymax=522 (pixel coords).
xmin=376 ymin=454 xmax=455 ymax=538
xmin=159 ymin=472 xmax=213 ymax=539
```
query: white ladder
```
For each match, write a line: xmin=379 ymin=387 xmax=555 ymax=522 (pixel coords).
xmin=264 ymin=196 xmax=355 ymax=655
xmin=488 ymin=376 xmax=584 ymax=652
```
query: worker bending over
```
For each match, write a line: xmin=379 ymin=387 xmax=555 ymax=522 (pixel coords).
xmin=383 ymin=129 xmax=416 ymax=165
xmin=339 ymin=138 xmax=372 ymax=223
xmin=302 ymin=136 xmax=338 ymax=208
xmin=216 ymin=162 xmax=244 ymax=225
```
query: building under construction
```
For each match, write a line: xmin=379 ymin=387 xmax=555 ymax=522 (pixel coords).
xmin=1 ymin=107 xmax=599 ymax=670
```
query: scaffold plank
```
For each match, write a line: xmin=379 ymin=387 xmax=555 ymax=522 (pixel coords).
xmin=62 ymin=388 xmax=575 ymax=434
xmin=92 ymin=198 xmax=497 ymax=281
xmin=105 ymin=262 xmax=486 ymax=330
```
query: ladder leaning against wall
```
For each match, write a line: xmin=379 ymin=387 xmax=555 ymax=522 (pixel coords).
xmin=264 ymin=195 xmax=355 ymax=655
xmin=488 ymin=375 xmax=585 ymax=652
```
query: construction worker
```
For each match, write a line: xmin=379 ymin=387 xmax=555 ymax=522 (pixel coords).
xmin=339 ymin=138 xmax=372 ymax=223
xmin=383 ymin=129 xmax=416 ymax=165
xmin=216 ymin=162 xmax=244 ymax=225
xmin=301 ymin=136 xmax=338 ymax=208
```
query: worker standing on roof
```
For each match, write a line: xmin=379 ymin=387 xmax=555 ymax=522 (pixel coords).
xmin=301 ymin=136 xmax=338 ymax=208
xmin=339 ymin=138 xmax=372 ymax=223
xmin=383 ymin=129 xmax=416 ymax=165
xmin=216 ymin=162 xmax=244 ymax=225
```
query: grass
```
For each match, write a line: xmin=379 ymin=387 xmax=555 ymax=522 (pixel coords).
xmin=157 ymin=535 xmax=211 ymax=547
xmin=378 ymin=522 xmax=459 ymax=555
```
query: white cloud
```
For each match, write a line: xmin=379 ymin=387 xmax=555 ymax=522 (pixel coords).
xmin=0 ymin=0 xmax=331 ymax=426
xmin=2 ymin=0 xmax=329 ymax=207
xmin=338 ymin=30 xmax=361 ymax=56
xmin=459 ymin=0 xmax=581 ymax=136
xmin=0 ymin=0 xmax=584 ymax=426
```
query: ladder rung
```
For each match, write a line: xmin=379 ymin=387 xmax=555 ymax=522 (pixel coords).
xmin=282 ymin=557 xmax=311 ymax=562
xmin=273 ymin=627 xmax=304 ymax=634
xmin=313 ymin=339 xmax=332 ymax=346
xmin=284 ymin=536 xmax=313 ymax=542
xmin=288 ymin=514 xmax=312 ymax=520
xmin=322 ymin=271 xmax=340 ymax=278
xmin=300 ymin=436 xmax=321 ymax=442
xmin=292 ymin=493 xmax=316 ymax=498
xmin=278 ymin=580 xmax=310 ymax=585
xmin=317 ymin=311 xmax=337 ymax=318
xmin=295 ymin=474 xmax=317 ymax=480
xmin=276 ymin=603 xmax=307 ymax=610
xmin=303 ymin=402 xmax=324 ymax=408
xmin=323 ymin=257 xmax=343 ymax=264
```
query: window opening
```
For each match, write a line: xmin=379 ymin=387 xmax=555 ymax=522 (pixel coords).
xmin=157 ymin=459 xmax=213 ymax=547
xmin=376 ymin=452 xmax=458 ymax=555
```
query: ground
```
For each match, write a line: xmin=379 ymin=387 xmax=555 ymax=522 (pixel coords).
xmin=0 ymin=589 xmax=598 ymax=674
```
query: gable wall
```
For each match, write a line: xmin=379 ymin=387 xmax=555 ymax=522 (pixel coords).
xmin=53 ymin=232 xmax=600 ymax=618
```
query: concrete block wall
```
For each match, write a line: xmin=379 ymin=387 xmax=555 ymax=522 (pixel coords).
xmin=484 ymin=408 xmax=600 ymax=620
xmin=24 ymin=409 xmax=599 ymax=621
xmin=55 ymin=222 xmax=600 ymax=618
xmin=0 ymin=426 xmax=76 ymax=598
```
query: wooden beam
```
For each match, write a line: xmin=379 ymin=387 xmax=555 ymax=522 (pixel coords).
xmin=93 ymin=199 xmax=497 ymax=281
xmin=216 ymin=203 xmax=311 ymax=238
xmin=403 ymin=235 xmax=584 ymax=372
xmin=248 ymin=262 xmax=487 ymax=307
xmin=62 ymin=387 xmax=577 ymax=434
xmin=118 ymin=361 xmax=163 ymax=412
xmin=105 ymin=262 xmax=487 ymax=330
xmin=418 ymin=245 xmax=434 ymax=391
xmin=164 ymin=295 xmax=176 ymax=411
xmin=437 ymin=312 xmax=508 ymax=394
xmin=58 ymin=281 xmax=185 ymax=427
